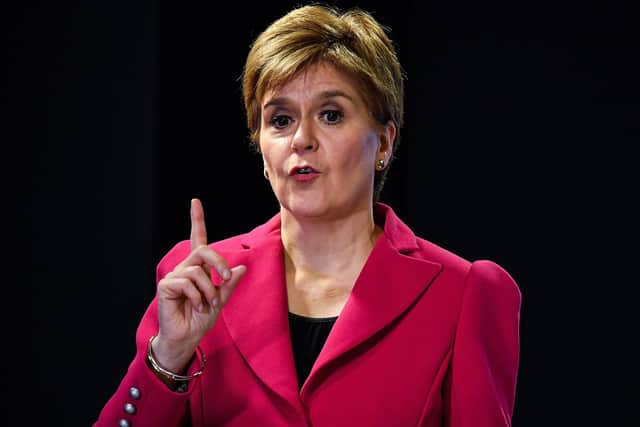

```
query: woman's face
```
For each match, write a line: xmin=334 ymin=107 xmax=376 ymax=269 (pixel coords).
xmin=259 ymin=62 xmax=395 ymax=220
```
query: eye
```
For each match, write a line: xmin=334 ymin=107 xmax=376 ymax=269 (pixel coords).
xmin=269 ymin=114 xmax=292 ymax=129
xmin=321 ymin=109 xmax=343 ymax=125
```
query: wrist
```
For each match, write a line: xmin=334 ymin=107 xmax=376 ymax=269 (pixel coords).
xmin=145 ymin=335 xmax=206 ymax=391
xmin=145 ymin=352 xmax=184 ymax=390
xmin=151 ymin=335 xmax=193 ymax=373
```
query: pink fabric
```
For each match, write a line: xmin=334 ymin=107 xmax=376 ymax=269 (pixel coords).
xmin=94 ymin=203 xmax=521 ymax=426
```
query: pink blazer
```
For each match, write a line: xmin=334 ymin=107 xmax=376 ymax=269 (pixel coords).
xmin=94 ymin=203 xmax=522 ymax=426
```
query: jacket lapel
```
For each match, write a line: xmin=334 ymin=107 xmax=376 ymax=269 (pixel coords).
xmin=220 ymin=217 xmax=303 ymax=412
xmin=300 ymin=204 xmax=443 ymax=398
xmin=220 ymin=204 xmax=443 ymax=407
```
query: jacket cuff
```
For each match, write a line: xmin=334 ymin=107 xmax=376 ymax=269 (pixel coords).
xmin=93 ymin=349 xmax=196 ymax=427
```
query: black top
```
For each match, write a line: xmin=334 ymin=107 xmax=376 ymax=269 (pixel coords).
xmin=288 ymin=311 xmax=338 ymax=390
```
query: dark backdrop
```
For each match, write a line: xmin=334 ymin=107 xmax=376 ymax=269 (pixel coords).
xmin=26 ymin=0 xmax=637 ymax=425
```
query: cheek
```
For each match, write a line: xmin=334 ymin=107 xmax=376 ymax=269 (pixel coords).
xmin=345 ymin=132 xmax=379 ymax=167
xmin=259 ymin=139 xmax=283 ymax=169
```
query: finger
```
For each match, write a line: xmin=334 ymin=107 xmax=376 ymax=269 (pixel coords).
xmin=174 ymin=265 xmax=218 ymax=306
xmin=161 ymin=277 xmax=209 ymax=313
xmin=190 ymin=198 xmax=208 ymax=251
xmin=218 ymin=265 xmax=247 ymax=306
xmin=181 ymin=246 xmax=231 ymax=282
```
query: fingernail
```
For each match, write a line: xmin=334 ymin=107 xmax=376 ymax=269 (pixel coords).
xmin=198 ymin=303 xmax=204 ymax=312
xmin=222 ymin=269 xmax=230 ymax=280
xmin=211 ymin=297 xmax=219 ymax=308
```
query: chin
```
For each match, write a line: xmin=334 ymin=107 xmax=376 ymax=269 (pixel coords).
xmin=289 ymin=204 xmax=327 ymax=219
xmin=281 ymin=196 xmax=330 ymax=219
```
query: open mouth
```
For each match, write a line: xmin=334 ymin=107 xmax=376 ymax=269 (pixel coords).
xmin=290 ymin=165 xmax=319 ymax=175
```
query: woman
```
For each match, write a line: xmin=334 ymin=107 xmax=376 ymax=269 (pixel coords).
xmin=94 ymin=4 xmax=521 ymax=426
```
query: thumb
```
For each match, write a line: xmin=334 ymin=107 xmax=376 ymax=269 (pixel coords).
xmin=219 ymin=265 xmax=247 ymax=306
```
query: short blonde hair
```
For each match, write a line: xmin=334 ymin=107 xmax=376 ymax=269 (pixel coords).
xmin=241 ymin=4 xmax=405 ymax=201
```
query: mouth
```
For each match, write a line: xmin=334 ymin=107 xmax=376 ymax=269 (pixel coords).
xmin=289 ymin=165 xmax=320 ymax=176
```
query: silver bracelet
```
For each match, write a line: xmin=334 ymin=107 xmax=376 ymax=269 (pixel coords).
xmin=146 ymin=335 xmax=206 ymax=382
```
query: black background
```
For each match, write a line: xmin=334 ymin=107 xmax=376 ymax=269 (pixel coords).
xmin=22 ymin=0 xmax=637 ymax=425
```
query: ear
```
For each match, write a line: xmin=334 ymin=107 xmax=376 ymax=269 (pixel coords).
xmin=261 ymin=154 xmax=270 ymax=180
xmin=378 ymin=120 xmax=396 ymax=164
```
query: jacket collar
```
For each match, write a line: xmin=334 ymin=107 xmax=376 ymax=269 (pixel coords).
xmin=238 ymin=202 xmax=421 ymax=253
xmin=220 ymin=203 xmax=442 ymax=409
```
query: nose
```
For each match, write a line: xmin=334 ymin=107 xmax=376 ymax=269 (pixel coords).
xmin=290 ymin=118 xmax=318 ymax=153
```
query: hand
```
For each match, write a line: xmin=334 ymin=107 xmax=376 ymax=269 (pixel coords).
xmin=153 ymin=198 xmax=247 ymax=373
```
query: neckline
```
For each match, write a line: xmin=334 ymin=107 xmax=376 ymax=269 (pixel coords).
xmin=288 ymin=311 xmax=338 ymax=323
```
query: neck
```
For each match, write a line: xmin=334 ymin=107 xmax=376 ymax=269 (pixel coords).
xmin=280 ymin=204 xmax=382 ymax=279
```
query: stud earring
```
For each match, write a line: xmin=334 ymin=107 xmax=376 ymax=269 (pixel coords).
xmin=376 ymin=159 xmax=385 ymax=170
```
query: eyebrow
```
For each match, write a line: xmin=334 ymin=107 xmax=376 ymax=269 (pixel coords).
xmin=263 ymin=90 xmax=355 ymax=110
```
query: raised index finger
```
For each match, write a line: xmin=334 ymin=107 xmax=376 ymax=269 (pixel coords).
xmin=190 ymin=198 xmax=208 ymax=250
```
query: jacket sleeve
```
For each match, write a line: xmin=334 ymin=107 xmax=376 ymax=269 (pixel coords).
xmin=444 ymin=260 xmax=522 ymax=426
xmin=93 ymin=241 xmax=198 ymax=427
xmin=92 ymin=299 xmax=203 ymax=427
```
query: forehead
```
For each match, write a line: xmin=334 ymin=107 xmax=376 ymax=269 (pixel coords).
xmin=262 ymin=62 xmax=364 ymax=105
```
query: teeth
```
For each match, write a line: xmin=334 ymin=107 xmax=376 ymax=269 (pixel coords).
xmin=298 ymin=168 xmax=311 ymax=174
